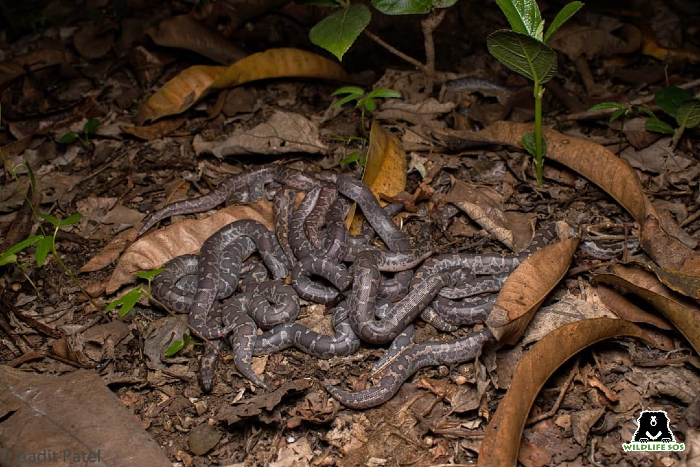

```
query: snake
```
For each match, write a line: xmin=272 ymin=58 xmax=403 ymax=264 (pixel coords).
xmin=138 ymin=166 xmax=326 ymax=236
xmin=326 ymin=329 xmax=495 ymax=409
xmin=190 ymin=220 xmax=289 ymax=340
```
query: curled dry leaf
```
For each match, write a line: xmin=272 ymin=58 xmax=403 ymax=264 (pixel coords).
xmin=597 ymin=285 xmax=674 ymax=331
xmin=478 ymin=318 xmax=652 ymax=467
xmin=640 ymin=215 xmax=700 ymax=277
xmin=137 ymin=48 xmax=347 ymax=123
xmin=487 ymin=236 xmax=580 ymax=345
xmin=348 ymin=120 xmax=407 ymax=233
xmin=146 ymin=14 xmax=246 ymax=65
xmin=105 ymin=201 xmax=275 ymax=294
xmin=592 ymin=265 xmax=700 ymax=354
xmin=79 ymin=228 xmax=138 ymax=273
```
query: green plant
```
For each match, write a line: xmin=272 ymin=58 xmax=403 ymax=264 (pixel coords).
xmin=105 ymin=268 xmax=165 ymax=317
xmin=487 ymin=0 xmax=583 ymax=186
xmin=332 ymin=86 xmax=401 ymax=133
xmin=165 ymin=333 xmax=199 ymax=357
xmin=332 ymin=133 xmax=368 ymax=167
xmin=58 ymin=118 xmax=101 ymax=147
xmin=589 ymin=85 xmax=700 ymax=148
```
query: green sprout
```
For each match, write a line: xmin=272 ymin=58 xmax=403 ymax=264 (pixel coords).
xmin=58 ymin=118 xmax=101 ymax=148
xmin=487 ymin=0 xmax=584 ymax=186
xmin=332 ymin=86 xmax=401 ymax=133
xmin=105 ymin=268 xmax=165 ymax=317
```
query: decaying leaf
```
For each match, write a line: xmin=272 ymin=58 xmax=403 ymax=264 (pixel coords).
xmin=348 ymin=120 xmax=407 ymax=233
xmin=640 ymin=215 xmax=700 ymax=277
xmin=192 ymin=110 xmax=327 ymax=157
xmin=487 ymin=236 xmax=580 ymax=345
xmin=216 ymin=379 xmax=314 ymax=425
xmin=121 ymin=116 xmax=187 ymax=141
xmin=146 ymin=14 xmax=246 ymax=65
xmin=478 ymin=318 xmax=652 ymax=467
xmin=592 ymin=265 xmax=700 ymax=354
xmin=105 ymin=201 xmax=275 ymax=294
xmin=137 ymin=48 xmax=347 ymax=123
xmin=0 ymin=367 xmax=172 ymax=467
xmin=597 ymin=285 xmax=674 ymax=331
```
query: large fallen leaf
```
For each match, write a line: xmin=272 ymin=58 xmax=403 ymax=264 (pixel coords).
xmin=592 ymin=265 xmax=700 ymax=354
xmin=146 ymin=14 xmax=246 ymax=65
xmin=597 ymin=285 xmax=674 ymax=331
xmin=136 ymin=48 xmax=347 ymax=123
xmin=487 ymin=236 xmax=579 ymax=345
xmin=348 ymin=120 xmax=407 ymax=233
xmin=0 ymin=43 xmax=71 ymax=87
xmin=478 ymin=318 xmax=652 ymax=467
xmin=0 ymin=367 xmax=171 ymax=467
xmin=105 ymin=201 xmax=274 ymax=293
xmin=192 ymin=110 xmax=327 ymax=157
xmin=640 ymin=215 xmax=700 ymax=277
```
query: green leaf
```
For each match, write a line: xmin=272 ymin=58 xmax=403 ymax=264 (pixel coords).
xmin=333 ymin=94 xmax=362 ymax=108
xmin=372 ymin=0 xmax=456 ymax=15
xmin=654 ymin=86 xmax=692 ymax=119
xmin=0 ymin=253 xmax=18 ymax=267
xmin=632 ymin=104 xmax=656 ymax=119
xmin=332 ymin=86 xmax=365 ymax=97
xmin=675 ymin=98 xmax=700 ymax=129
xmin=35 ymin=236 xmax=53 ymax=267
xmin=165 ymin=340 xmax=185 ymax=357
xmin=493 ymin=0 xmax=542 ymax=36
xmin=58 ymin=213 xmax=83 ymax=227
xmin=610 ymin=107 xmax=628 ymax=122
xmin=0 ymin=235 xmax=44 ymax=263
xmin=25 ymin=158 xmax=36 ymax=193
xmin=360 ymin=96 xmax=377 ymax=112
xmin=522 ymin=131 xmax=548 ymax=158
xmin=543 ymin=1 xmax=584 ymax=43
xmin=366 ymin=88 xmax=402 ymax=99
xmin=37 ymin=212 xmax=60 ymax=227
xmin=82 ymin=118 xmax=101 ymax=134
xmin=487 ymin=30 xmax=557 ymax=85
xmin=58 ymin=132 xmax=79 ymax=144
xmin=588 ymin=102 xmax=624 ymax=112
xmin=105 ymin=289 xmax=142 ymax=317
xmin=135 ymin=268 xmax=166 ymax=281
xmin=309 ymin=4 xmax=371 ymax=61
xmin=338 ymin=151 xmax=361 ymax=165
xmin=644 ymin=118 xmax=675 ymax=135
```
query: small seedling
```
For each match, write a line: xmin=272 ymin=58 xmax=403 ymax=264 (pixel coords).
xmin=106 ymin=268 xmax=165 ymax=317
xmin=588 ymin=101 xmax=655 ymax=153
xmin=487 ymin=0 xmax=583 ymax=186
xmin=332 ymin=86 xmax=401 ymax=132
xmin=331 ymin=133 xmax=367 ymax=167
xmin=58 ymin=118 xmax=101 ymax=147
xmin=165 ymin=333 xmax=200 ymax=357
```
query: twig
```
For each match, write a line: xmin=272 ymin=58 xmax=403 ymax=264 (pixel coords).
xmin=562 ymin=77 xmax=700 ymax=121
xmin=421 ymin=9 xmax=446 ymax=94
xmin=526 ymin=356 xmax=580 ymax=425
xmin=363 ymin=29 xmax=428 ymax=73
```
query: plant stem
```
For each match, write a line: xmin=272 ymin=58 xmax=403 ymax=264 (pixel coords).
xmin=420 ymin=9 xmax=446 ymax=94
xmin=362 ymin=29 xmax=428 ymax=73
xmin=534 ymin=83 xmax=544 ymax=186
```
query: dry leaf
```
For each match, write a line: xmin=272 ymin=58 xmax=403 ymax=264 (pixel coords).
xmin=592 ymin=265 xmax=700 ymax=354
xmin=105 ymin=201 xmax=274 ymax=294
xmin=192 ymin=110 xmax=327 ymax=157
xmin=640 ymin=215 xmax=700 ymax=277
xmin=597 ymin=285 xmax=674 ymax=331
xmin=487 ymin=236 xmax=580 ymax=345
xmin=0 ymin=367 xmax=172 ymax=467
xmin=478 ymin=318 xmax=652 ymax=467
xmin=146 ymin=14 xmax=246 ymax=65
xmin=137 ymin=48 xmax=347 ymax=123
xmin=348 ymin=120 xmax=407 ymax=233
xmin=121 ymin=116 xmax=187 ymax=140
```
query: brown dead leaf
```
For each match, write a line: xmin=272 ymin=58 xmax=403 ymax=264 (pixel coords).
xmin=216 ymin=379 xmax=313 ymax=425
xmin=121 ymin=116 xmax=187 ymax=140
xmin=478 ymin=318 xmax=652 ymax=467
xmin=73 ymin=21 xmax=116 ymax=59
xmin=487 ymin=236 xmax=580 ymax=345
xmin=0 ymin=367 xmax=172 ymax=467
xmin=105 ymin=201 xmax=275 ymax=294
xmin=137 ymin=48 xmax=347 ymax=123
xmin=592 ymin=265 xmax=700 ymax=354
xmin=348 ymin=120 xmax=407 ymax=234
xmin=192 ymin=110 xmax=327 ymax=157
xmin=80 ymin=229 xmax=138 ymax=274
xmin=0 ymin=42 xmax=71 ymax=88
xmin=640 ymin=215 xmax=700 ymax=277
xmin=597 ymin=285 xmax=674 ymax=331
xmin=548 ymin=25 xmax=633 ymax=60
xmin=146 ymin=14 xmax=246 ymax=65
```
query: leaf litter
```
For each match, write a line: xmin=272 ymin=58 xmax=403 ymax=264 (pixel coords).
xmin=0 ymin=3 xmax=698 ymax=467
